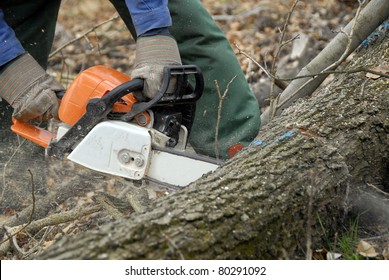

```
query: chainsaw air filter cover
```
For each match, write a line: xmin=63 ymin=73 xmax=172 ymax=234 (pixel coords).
xmin=58 ymin=65 xmax=136 ymax=126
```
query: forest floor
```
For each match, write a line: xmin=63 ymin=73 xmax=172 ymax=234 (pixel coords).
xmin=1 ymin=0 xmax=388 ymax=260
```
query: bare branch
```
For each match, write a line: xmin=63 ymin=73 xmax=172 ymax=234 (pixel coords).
xmin=214 ymin=76 xmax=237 ymax=159
xmin=269 ymin=0 xmax=300 ymax=119
xmin=212 ymin=5 xmax=273 ymax=22
xmin=235 ymin=43 xmax=288 ymax=90
xmin=260 ymin=0 xmax=389 ymax=126
xmin=49 ymin=13 xmax=120 ymax=58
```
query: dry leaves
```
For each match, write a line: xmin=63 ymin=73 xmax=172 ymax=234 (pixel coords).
xmin=366 ymin=65 xmax=389 ymax=79
xmin=356 ymin=240 xmax=379 ymax=258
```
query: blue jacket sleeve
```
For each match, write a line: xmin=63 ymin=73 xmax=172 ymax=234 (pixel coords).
xmin=0 ymin=9 xmax=25 ymax=67
xmin=125 ymin=0 xmax=172 ymax=36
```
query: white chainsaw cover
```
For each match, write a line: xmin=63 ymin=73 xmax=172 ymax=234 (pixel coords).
xmin=68 ymin=121 xmax=151 ymax=180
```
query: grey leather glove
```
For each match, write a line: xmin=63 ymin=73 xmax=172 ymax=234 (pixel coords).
xmin=0 ymin=53 xmax=63 ymax=121
xmin=131 ymin=35 xmax=182 ymax=99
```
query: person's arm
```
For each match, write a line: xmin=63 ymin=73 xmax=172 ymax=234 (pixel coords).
xmin=124 ymin=0 xmax=171 ymax=36
xmin=0 ymin=9 xmax=25 ymax=66
xmin=0 ymin=9 xmax=63 ymax=121
xmin=124 ymin=1 xmax=182 ymax=99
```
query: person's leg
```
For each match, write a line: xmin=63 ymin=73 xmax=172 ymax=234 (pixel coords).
xmin=108 ymin=0 xmax=261 ymax=159
xmin=168 ymin=0 xmax=260 ymax=159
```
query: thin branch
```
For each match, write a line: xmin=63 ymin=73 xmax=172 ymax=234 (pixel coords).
xmin=274 ymin=68 xmax=388 ymax=114
xmin=0 ymin=205 xmax=102 ymax=257
xmin=11 ymin=231 xmax=26 ymax=256
xmin=269 ymin=0 xmax=300 ymax=119
xmin=366 ymin=183 xmax=389 ymax=198
xmin=306 ymin=185 xmax=314 ymax=260
xmin=214 ymin=80 xmax=223 ymax=160
xmin=280 ymin=33 xmax=300 ymax=48
xmin=27 ymin=170 xmax=36 ymax=224
xmin=322 ymin=0 xmax=366 ymax=72
xmin=161 ymin=231 xmax=185 ymax=260
xmin=212 ymin=5 xmax=273 ymax=22
xmin=1 ymin=138 xmax=27 ymax=205
xmin=214 ymin=76 xmax=237 ymax=159
xmin=18 ymin=205 xmax=102 ymax=234
xmin=49 ymin=13 xmax=119 ymax=58
xmin=95 ymin=193 xmax=124 ymax=219
xmin=0 ymin=170 xmax=36 ymax=246
xmin=22 ymin=226 xmax=53 ymax=259
xmin=234 ymin=42 xmax=288 ymax=90
xmin=273 ymin=0 xmax=367 ymax=116
xmin=275 ymin=67 xmax=389 ymax=81
xmin=0 ymin=170 xmax=36 ymax=256
xmin=271 ymin=0 xmax=300 ymax=79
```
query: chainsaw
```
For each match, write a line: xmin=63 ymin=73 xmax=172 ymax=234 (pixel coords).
xmin=11 ymin=65 xmax=220 ymax=188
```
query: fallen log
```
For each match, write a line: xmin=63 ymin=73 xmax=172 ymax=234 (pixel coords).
xmin=35 ymin=36 xmax=389 ymax=259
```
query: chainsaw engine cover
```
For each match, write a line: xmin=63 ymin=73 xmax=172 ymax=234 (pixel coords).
xmin=58 ymin=65 xmax=135 ymax=126
xmin=68 ymin=120 xmax=151 ymax=180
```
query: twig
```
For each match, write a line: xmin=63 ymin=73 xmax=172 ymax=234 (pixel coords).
xmin=161 ymin=231 xmax=185 ymax=260
xmin=2 ymin=226 xmax=28 ymax=257
xmin=273 ymin=0 xmax=367 ymax=118
xmin=272 ymin=0 xmax=368 ymax=114
xmin=126 ymin=192 xmax=148 ymax=214
xmin=269 ymin=0 xmax=300 ymax=119
xmin=27 ymin=170 xmax=36 ymax=223
xmin=234 ymin=42 xmax=288 ymax=90
xmin=306 ymin=185 xmax=314 ymax=260
xmin=49 ymin=13 xmax=119 ymax=58
xmin=0 ymin=170 xmax=36 ymax=256
xmin=0 ymin=204 xmax=102 ymax=256
xmin=275 ymin=67 xmax=389 ymax=82
xmin=18 ymin=205 xmax=102 ymax=234
xmin=362 ymin=233 xmax=389 ymax=241
xmin=212 ymin=5 xmax=273 ymax=22
xmin=214 ymin=76 xmax=237 ymax=159
xmin=22 ymin=226 xmax=53 ymax=259
xmin=95 ymin=193 xmax=124 ymax=219
xmin=0 ymin=138 xmax=27 ymax=205
xmin=0 ymin=170 xmax=36 ymax=246
xmin=322 ymin=0 xmax=366 ymax=73
xmin=366 ymin=183 xmax=389 ymax=198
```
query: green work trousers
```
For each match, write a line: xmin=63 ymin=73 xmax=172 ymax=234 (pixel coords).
xmin=1 ymin=0 xmax=260 ymax=159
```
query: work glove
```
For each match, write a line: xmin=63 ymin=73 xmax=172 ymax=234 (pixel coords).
xmin=0 ymin=53 xmax=63 ymax=122
xmin=131 ymin=35 xmax=182 ymax=100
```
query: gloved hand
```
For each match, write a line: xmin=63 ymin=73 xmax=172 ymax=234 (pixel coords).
xmin=0 ymin=53 xmax=63 ymax=121
xmin=131 ymin=35 xmax=182 ymax=99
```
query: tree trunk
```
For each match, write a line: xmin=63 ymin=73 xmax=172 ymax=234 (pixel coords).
xmin=37 ymin=37 xmax=389 ymax=259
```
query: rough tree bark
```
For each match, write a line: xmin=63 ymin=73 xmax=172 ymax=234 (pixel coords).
xmin=36 ymin=36 xmax=389 ymax=259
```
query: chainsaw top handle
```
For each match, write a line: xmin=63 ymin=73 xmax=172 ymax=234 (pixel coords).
xmin=120 ymin=65 xmax=204 ymax=122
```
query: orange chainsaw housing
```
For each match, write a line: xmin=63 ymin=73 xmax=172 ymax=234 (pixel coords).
xmin=59 ymin=65 xmax=136 ymax=125
xmin=11 ymin=65 xmax=147 ymax=148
